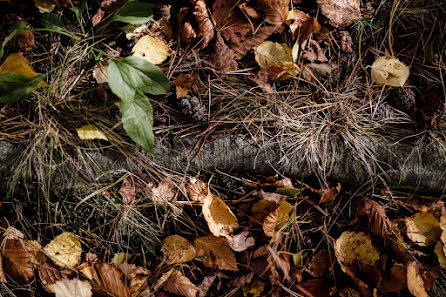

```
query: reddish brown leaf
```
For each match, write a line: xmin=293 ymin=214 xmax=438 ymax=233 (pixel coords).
xmin=295 ymin=278 xmax=330 ymax=297
xmin=2 ymin=239 xmax=36 ymax=282
xmin=318 ymin=183 xmax=341 ymax=204
xmin=193 ymin=0 xmax=214 ymax=48
xmin=381 ymin=262 xmax=406 ymax=294
xmin=364 ymin=200 xmax=392 ymax=238
xmin=212 ymin=0 xmax=251 ymax=44
xmin=231 ymin=25 xmax=280 ymax=60
xmin=257 ymin=0 xmax=290 ymax=25
xmin=287 ymin=10 xmax=321 ymax=42
xmin=208 ymin=32 xmax=238 ymax=72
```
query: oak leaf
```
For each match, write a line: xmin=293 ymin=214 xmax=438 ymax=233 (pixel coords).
xmin=316 ymin=0 xmax=361 ymax=27
xmin=194 ymin=235 xmax=238 ymax=271
xmin=202 ymin=193 xmax=238 ymax=239
xmin=161 ymin=235 xmax=196 ymax=264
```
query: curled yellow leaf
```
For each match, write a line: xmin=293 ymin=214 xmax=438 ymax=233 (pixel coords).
xmin=371 ymin=56 xmax=409 ymax=87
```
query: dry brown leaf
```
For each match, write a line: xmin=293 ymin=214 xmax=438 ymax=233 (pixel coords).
xmin=173 ymin=74 xmax=198 ymax=99
xmin=193 ymin=0 xmax=214 ymax=48
xmin=231 ymin=25 xmax=280 ymax=60
xmin=407 ymin=262 xmax=429 ymax=297
xmin=80 ymin=263 xmax=130 ymax=297
xmin=151 ymin=178 xmax=175 ymax=203
xmin=186 ymin=179 xmax=208 ymax=202
xmin=202 ymin=192 xmax=238 ymax=239
xmin=47 ymin=278 xmax=93 ymax=297
xmin=301 ymin=63 xmax=335 ymax=82
xmin=128 ymin=266 xmax=151 ymax=297
xmin=212 ymin=0 xmax=251 ymax=45
xmin=254 ymin=190 xmax=287 ymax=203
xmin=38 ymin=263 xmax=73 ymax=290
xmin=263 ymin=201 xmax=293 ymax=237
xmin=161 ymin=235 xmax=196 ymax=264
xmin=286 ymin=10 xmax=321 ymax=42
xmin=118 ymin=173 xmax=152 ymax=204
xmin=181 ymin=21 xmax=197 ymax=44
xmin=118 ymin=262 xmax=137 ymax=278
xmin=242 ymin=278 xmax=265 ymax=297
xmin=164 ymin=269 xmax=198 ymax=297
xmin=295 ymin=278 xmax=330 ymax=297
xmin=307 ymin=250 xmax=331 ymax=277
xmin=208 ymin=32 xmax=238 ymax=72
xmin=318 ymin=183 xmax=341 ymax=204
xmin=405 ymin=211 xmax=441 ymax=246
xmin=2 ymin=238 xmax=35 ymax=282
xmin=197 ymin=274 xmax=216 ymax=297
xmin=346 ymin=261 xmax=382 ymax=296
xmin=268 ymin=251 xmax=291 ymax=282
xmin=238 ymin=2 xmax=261 ymax=19
xmin=194 ymin=235 xmax=238 ymax=271
xmin=227 ymin=272 xmax=254 ymax=288
xmin=257 ymin=0 xmax=290 ymax=25
xmin=0 ymin=254 xmax=6 ymax=282
xmin=302 ymin=39 xmax=328 ymax=62
xmin=364 ymin=200 xmax=393 ymax=238
xmin=316 ymin=0 xmax=361 ymax=27
xmin=381 ymin=262 xmax=406 ymax=294
xmin=340 ymin=31 xmax=353 ymax=53
xmin=228 ymin=231 xmax=255 ymax=252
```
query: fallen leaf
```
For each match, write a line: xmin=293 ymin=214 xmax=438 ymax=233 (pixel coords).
xmin=301 ymin=63 xmax=335 ymax=82
xmin=307 ymin=250 xmax=331 ymax=277
xmin=212 ymin=0 xmax=251 ymax=45
xmin=92 ymin=61 xmax=109 ymax=84
xmin=242 ymin=278 xmax=265 ymax=297
xmin=38 ymin=263 xmax=73 ymax=290
xmin=334 ymin=231 xmax=380 ymax=272
xmin=407 ymin=262 xmax=429 ymax=297
xmin=127 ymin=266 xmax=151 ymax=296
xmin=3 ymin=226 xmax=25 ymax=240
xmin=151 ymin=178 xmax=175 ymax=203
xmin=44 ymin=232 xmax=82 ymax=267
xmin=173 ymin=74 xmax=198 ymax=99
xmin=33 ymin=0 xmax=56 ymax=13
xmin=250 ymin=67 xmax=274 ymax=94
xmin=371 ymin=55 xmax=410 ymax=87
xmin=194 ymin=235 xmax=238 ymax=271
xmin=186 ymin=179 xmax=208 ymax=202
xmin=302 ymin=39 xmax=328 ymax=62
xmin=47 ymin=278 xmax=92 ymax=297
xmin=164 ymin=269 xmax=198 ymax=297
xmin=208 ymin=32 xmax=238 ymax=72
xmin=257 ymin=0 xmax=290 ymax=25
xmin=227 ymin=272 xmax=254 ymax=287
xmin=346 ymin=261 xmax=382 ymax=294
xmin=79 ymin=263 xmax=130 ymax=297
xmin=405 ymin=211 xmax=441 ymax=246
xmin=255 ymin=190 xmax=288 ymax=203
xmin=238 ymin=2 xmax=261 ymax=19
xmin=228 ymin=231 xmax=255 ymax=252
xmin=230 ymin=25 xmax=280 ymax=60
xmin=76 ymin=124 xmax=108 ymax=141
xmin=434 ymin=240 xmax=446 ymax=268
xmin=440 ymin=215 xmax=446 ymax=255
xmin=286 ymin=10 xmax=321 ymax=42
xmin=318 ymin=183 xmax=341 ymax=204
xmin=0 ymin=53 xmax=45 ymax=87
xmin=364 ymin=199 xmax=393 ymax=238
xmin=180 ymin=21 xmax=197 ymax=44
xmin=202 ymin=192 xmax=238 ymax=239
xmin=118 ymin=172 xmax=152 ymax=204
xmin=111 ymin=252 xmax=132 ymax=267
xmin=254 ymin=41 xmax=299 ymax=79
xmin=0 ymin=254 xmax=6 ymax=282
xmin=123 ymin=23 xmax=149 ymax=40
xmin=381 ymin=262 xmax=406 ymax=294
xmin=2 ymin=238 xmax=36 ymax=282
xmin=340 ymin=30 xmax=353 ymax=53
xmin=117 ymin=262 xmax=137 ymax=278
xmin=263 ymin=201 xmax=293 ymax=237
xmin=161 ymin=235 xmax=196 ymax=264
xmin=316 ymin=0 xmax=361 ymax=27
xmin=132 ymin=35 xmax=173 ymax=65
xmin=193 ymin=0 xmax=214 ymax=48
xmin=197 ymin=274 xmax=216 ymax=297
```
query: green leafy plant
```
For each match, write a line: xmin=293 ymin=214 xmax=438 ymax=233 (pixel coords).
xmin=112 ymin=2 xmax=154 ymax=24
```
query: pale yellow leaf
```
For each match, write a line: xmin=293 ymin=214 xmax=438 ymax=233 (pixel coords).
xmin=161 ymin=235 xmax=196 ymax=264
xmin=76 ymin=124 xmax=108 ymax=141
xmin=202 ymin=193 xmax=238 ymax=239
xmin=407 ymin=262 xmax=429 ymax=297
xmin=33 ymin=0 xmax=56 ymax=13
xmin=111 ymin=252 xmax=132 ymax=267
xmin=434 ymin=241 xmax=446 ymax=269
xmin=44 ymin=232 xmax=82 ymax=267
xmin=0 ymin=53 xmax=46 ymax=87
xmin=132 ymin=35 xmax=172 ymax=65
xmin=47 ymin=278 xmax=92 ymax=297
xmin=334 ymin=231 xmax=380 ymax=272
xmin=194 ymin=235 xmax=238 ymax=271
xmin=263 ymin=201 xmax=292 ymax=237
xmin=254 ymin=41 xmax=299 ymax=79
xmin=164 ymin=270 xmax=198 ymax=297
xmin=371 ymin=56 xmax=410 ymax=87
xmin=405 ymin=212 xmax=441 ymax=246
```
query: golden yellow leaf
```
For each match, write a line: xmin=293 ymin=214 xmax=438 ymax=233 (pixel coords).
xmin=254 ymin=41 xmax=299 ymax=79
xmin=371 ymin=56 xmax=410 ymax=87
xmin=405 ymin=212 xmax=441 ymax=247
xmin=111 ymin=252 xmax=132 ymax=267
xmin=33 ymin=0 xmax=56 ymax=13
xmin=194 ymin=235 xmax=238 ymax=271
xmin=161 ymin=235 xmax=196 ymax=264
xmin=334 ymin=231 xmax=379 ymax=272
xmin=47 ymin=278 xmax=92 ymax=297
xmin=76 ymin=124 xmax=108 ymax=141
xmin=434 ymin=241 xmax=446 ymax=269
xmin=0 ymin=53 xmax=46 ymax=88
xmin=202 ymin=193 xmax=238 ymax=239
xmin=132 ymin=35 xmax=172 ymax=65
xmin=263 ymin=201 xmax=293 ymax=237
xmin=242 ymin=278 xmax=265 ymax=297
xmin=407 ymin=262 xmax=429 ymax=297
xmin=163 ymin=269 xmax=198 ymax=297
xmin=44 ymin=232 xmax=82 ymax=267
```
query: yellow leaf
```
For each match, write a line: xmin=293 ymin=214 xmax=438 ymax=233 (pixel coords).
xmin=434 ymin=241 xmax=446 ymax=269
xmin=76 ymin=124 xmax=108 ymax=141
xmin=254 ymin=41 xmax=299 ymax=79
xmin=111 ymin=252 xmax=131 ymax=267
xmin=202 ymin=193 xmax=238 ymax=239
xmin=33 ymin=0 xmax=56 ymax=13
xmin=161 ymin=235 xmax=196 ymax=264
xmin=47 ymin=278 xmax=92 ymax=297
xmin=44 ymin=232 xmax=82 ymax=267
xmin=334 ymin=231 xmax=380 ymax=272
xmin=131 ymin=35 xmax=173 ymax=65
xmin=194 ymin=235 xmax=238 ymax=271
xmin=242 ymin=279 xmax=265 ymax=297
xmin=0 ymin=53 xmax=46 ymax=88
xmin=263 ymin=201 xmax=292 ymax=237
xmin=405 ymin=212 xmax=441 ymax=247
xmin=371 ymin=56 xmax=410 ymax=87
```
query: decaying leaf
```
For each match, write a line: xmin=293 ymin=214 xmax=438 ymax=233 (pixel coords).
xmin=381 ymin=262 xmax=406 ymax=294
xmin=316 ymin=0 xmax=361 ymax=27
xmin=92 ymin=61 xmax=109 ymax=84
xmin=173 ymin=74 xmax=198 ymax=99
xmin=118 ymin=173 xmax=151 ymax=204
xmin=295 ymin=278 xmax=330 ymax=297
xmin=318 ymin=183 xmax=341 ymax=204
xmin=164 ymin=269 xmax=198 ymax=297
xmin=228 ymin=231 xmax=255 ymax=252
xmin=302 ymin=39 xmax=328 ymax=62
xmin=346 ymin=260 xmax=382 ymax=297
xmin=257 ymin=0 xmax=290 ymax=25
xmin=79 ymin=263 xmax=130 ymax=297
xmin=407 ymin=262 xmax=429 ymax=297
xmin=194 ymin=235 xmax=238 ymax=271
xmin=301 ymin=63 xmax=334 ymax=82
xmin=197 ymin=274 xmax=216 ymax=297
xmin=364 ymin=199 xmax=393 ymax=238
xmin=151 ymin=178 xmax=175 ymax=203
xmin=255 ymin=190 xmax=288 ymax=203
xmin=186 ymin=179 xmax=208 ymax=202
xmin=242 ymin=278 xmax=265 ymax=297
xmin=286 ymin=10 xmax=321 ymax=42
xmin=405 ymin=211 xmax=441 ymax=246
xmin=38 ymin=263 xmax=73 ymax=290
xmin=230 ymin=25 xmax=280 ymax=60
xmin=2 ymin=238 xmax=36 ymax=282
xmin=131 ymin=35 xmax=173 ymax=65
xmin=193 ymin=0 xmax=214 ymax=48
xmin=202 ymin=193 xmax=238 ymax=239
xmin=371 ymin=56 xmax=410 ymax=87
xmin=263 ymin=201 xmax=293 ymax=237
xmin=307 ymin=250 xmax=331 ymax=277
xmin=208 ymin=32 xmax=238 ymax=72
xmin=44 ymin=232 xmax=82 ymax=268
xmin=181 ymin=21 xmax=197 ymax=44
xmin=161 ymin=235 xmax=196 ymax=264
xmin=47 ymin=278 xmax=93 ymax=297
xmin=0 ymin=53 xmax=45 ymax=87
xmin=76 ymin=124 xmax=108 ymax=141
xmin=334 ymin=231 xmax=379 ymax=272
xmin=254 ymin=41 xmax=299 ymax=79
xmin=441 ymin=215 xmax=446 ymax=255
xmin=340 ymin=30 xmax=353 ymax=53
xmin=34 ymin=0 xmax=56 ymax=13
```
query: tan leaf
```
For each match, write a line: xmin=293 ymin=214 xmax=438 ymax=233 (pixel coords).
xmin=0 ymin=254 xmax=6 ymax=282
xmin=405 ymin=212 xmax=441 ymax=246
xmin=44 ymin=232 xmax=82 ymax=268
xmin=164 ymin=269 xmax=198 ymax=297
xmin=318 ymin=183 xmax=341 ymax=204
xmin=381 ymin=262 xmax=406 ymax=294
xmin=340 ymin=30 xmax=353 ymax=53
xmin=2 ymin=238 xmax=35 ymax=282
xmin=193 ymin=0 xmax=214 ymax=48
xmin=202 ymin=193 xmax=238 ymax=239
xmin=257 ymin=0 xmax=290 ymax=25
xmin=238 ymin=2 xmax=261 ymax=19
xmin=334 ymin=231 xmax=380 ymax=272
xmin=3 ymin=226 xmax=25 ymax=240
xmin=151 ymin=178 xmax=175 ymax=203
xmin=263 ymin=201 xmax=293 ymax=237
xmin=407 ymin=262 xmax=429 ymax=297
xmin=173 ymin=74 xmax=198 ymax=99
xmin=250 ymin=67 xmax=274 ymax=94
xmin=212 ymin=0 xmax=251 ymax=45
xmin=254 ymin=41 xmax=299 ymax=79
xmin=92 ymin=61 xmax=109 ymax=84
xmin=194 ymin=235 xmax=238 ymax=271
xmin=111 ymin=252 xmax=132 ymax=267
xmin=76 ymin=124 xmax=108 ymax=141
xmin=286 ymin=10 xmax=321 ymax=42
xmin=131 ymin=35 xmax=173 ymax=65
xmin=301 ymin=63 xmax=335 ymax=82
xmin=371 ymin=56 xmax=410 ymax=87
xmin=127 ymin=266 xmax=151 ymax=297
xmin=207 ymin=32 xmax=238 ymax=72
xmin=47 ymin=278 xmax=92 ymax=297
xmin=123 ymin=23 xmax=149 ymax=40
xmin=161 ymin=235 xmax=196 ymax=264
xmin=186 ymin=179 xmax=208 ymax=202
xmin=181 ymin=21 xmax=197 ymax=44
xmin=228 ymin=231 xmax=255 ymax=252
xmin=316 ymin=0 xmax=361 ymax=27
xmin=118 ymin=262 xmax=137 ymax=278
xmin=80 ymin=263 xmax=130 ymax=297
xmin=118 ymin=173 xmax=152 ymax=204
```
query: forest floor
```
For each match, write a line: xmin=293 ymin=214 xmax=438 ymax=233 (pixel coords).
xmin=0 ymin=0 xmax=446 ymax=296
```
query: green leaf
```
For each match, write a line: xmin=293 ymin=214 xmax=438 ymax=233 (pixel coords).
xmin=107 ymin=56 xmax=170 ymax=100
xmin=0 ymin=22 xmax=31 ymax=60
xmin=0 ymin=73 xmax=41 ymax=103
xmin=113 ymin=2 xmax=154 ymax=24
xmin=120 ymin=90 xmax=154 ymax=152
xmin=275 ymin=187 xmax=302 ymax=198
xmin=41 ymin=13 xmax=66 ymax=32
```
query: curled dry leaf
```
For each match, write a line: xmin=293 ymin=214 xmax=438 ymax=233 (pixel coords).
xmin=132 ymin=35 xmax=173 ymax=65
xmin=151 ymin=178 xmax=175 ymax=203
xmin=263 ymin=201 xmax=293 ymax=237
xmin=202 ymin=193 xmax=238 ymax=239
xmin=318 ymin=183 xmax=341 ymax=204
xmin=44 ymin=232 xmax=82 ymax=268
xmin=194 ymin=235 xmax=238 ymax=271
xmin=407 ymin=262 xmax=429 ymax=297
xmin=208 ymin=32 xmax=238 ymax=72
xmin=286 ymin=10 xmax=321 ymax=42
xmin=334 ymin=231 xmax=379 ymax=272
xmin=316 ymin=0 xmax=361 ymax=27
xmin=340 ymin=30 xmax=353 ymax=53
xmin=80 ymin=263 xmax=130 ymax=297
xmin=2 ymin=238 xmax=36 ymax=282
xmin=405 ymin=211 xmax=441 ymax=246
xmin=302 ymin=39 xmax=328 ymax=62
xmin=186 ymin=179 xmax=208 ymax=202
xmin=181 ymin=21 xmax=197 ymax=44
xmin=228 ymin=231 xmax=255 ymax=252
xmin=47 ymin=278 xmax=93 ymax=297
xmin=257 ymin=0 xmax=290 ymax=25
xmin=381 ymin=262 xmax=406 ymax=294
xmin=254 ymin=41 xmax=299 ymax=80
xmin=164 ymin=269 xmax=198 ymax=297
xmin=193 ymin=0 xmax=214 ymax=48
xmin=161 ymin=235 xmax=196 ymax=264
xmin=38 ymin=263 xmax=73 ymax=290
xmin=371 ymin=56 xmax=410 ymax=87
xmin=76 ymin=124 xmax=108 ymax=141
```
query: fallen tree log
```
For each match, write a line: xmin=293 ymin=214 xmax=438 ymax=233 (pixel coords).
xmin=1 ymin=132 xmax=446 ymax=194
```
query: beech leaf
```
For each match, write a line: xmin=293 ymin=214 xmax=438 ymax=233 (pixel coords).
xmin=405 ymin=212 xmax=441 ymax=246
xmin=194 ymin=235 xmax=238 ymax=271
xmin=161 ymin=235 xmax=196 ymax=264
xmin=44 ymin=232 xmax=82 ymax=268
xmin=202 ymin=193 xmax=238 ymax=239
